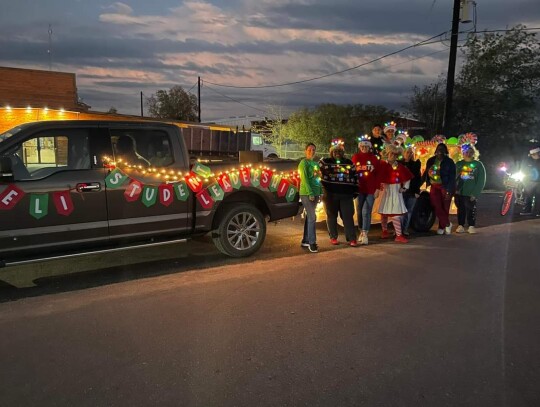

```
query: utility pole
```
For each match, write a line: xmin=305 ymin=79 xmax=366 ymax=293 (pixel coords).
xmin=198 ymin=76 xmax=201 ymax=123
xmin=140 ymin=91 xmax=144 ymax=117
xmin=443 ymin=0 xmax=462 ymax=134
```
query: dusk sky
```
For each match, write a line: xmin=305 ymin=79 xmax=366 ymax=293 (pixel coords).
xmin=1 ymin=0 xmax=539 ymax=120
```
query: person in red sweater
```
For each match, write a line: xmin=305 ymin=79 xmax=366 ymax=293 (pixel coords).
xmin=377 ymin=144 xmax=413 ymax=243
xmin=352 ymin=135 xmax=380 ymax=245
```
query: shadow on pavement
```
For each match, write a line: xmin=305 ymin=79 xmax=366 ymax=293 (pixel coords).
xmin=0 ymin=192 xmax=535 ymax=301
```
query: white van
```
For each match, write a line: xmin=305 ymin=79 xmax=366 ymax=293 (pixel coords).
xmin=250 ymin=132 xmax=279 ymax=158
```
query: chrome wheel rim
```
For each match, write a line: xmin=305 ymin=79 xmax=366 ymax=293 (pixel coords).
xmin=226 ymin=212 xmax=261 ymax=250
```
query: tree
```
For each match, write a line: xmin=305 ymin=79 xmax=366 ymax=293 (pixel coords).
xmin=146 ymin=85 xmax=198 ymax=121
xmin=250 ymin=105 xmax=289 ymax=153
xmin=408 ymin=25 xmax=540 ymax=151
xmin=107 ymin=106 xmax=118 ymax=114
xmin=282 ymin=104 xmax=396 ymax=155
xmin=452 ymin=26 xmax=540 ymax=151
xmin=405 ymin=78 xmax=445 ymax=137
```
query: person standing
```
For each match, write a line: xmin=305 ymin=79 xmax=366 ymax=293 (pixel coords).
xmin=378 ymin=144 xmax=413 ymax=243
xmin=422 ymin=143 xmax=456 ymax=235
xmin=379 ymin=121 xmax=397 ymax=160
xmin=299 ymin=143 xmax=322 ymax=253
xmin=352 ymin=135 xmax=380 ymax=245
xmin=399 ymin=146 xmax=422 ymax=236
xmin=369 ymin=124 xmax=384 ymax=158
xmin=519 ymin=146 xmax=540 ymax=216
xmin=455 ymin=144 xmax=486 ymax=233
xmin=319 ymin=139 xmax=358 ymax=246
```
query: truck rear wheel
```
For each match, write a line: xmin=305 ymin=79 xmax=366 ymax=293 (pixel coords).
xmin=411 ymin=191 xmax=436 ymax=232
xmin=212 ymin=204 xmax=266 ymax=257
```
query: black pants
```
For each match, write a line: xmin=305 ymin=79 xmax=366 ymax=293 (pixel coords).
xmin=523 ymin=182 xmax=539 ymax=213
xmin=323 ymin=193 xmax=356 ymax=241
xmin=456 ymin=194 xmax=477 ymax=227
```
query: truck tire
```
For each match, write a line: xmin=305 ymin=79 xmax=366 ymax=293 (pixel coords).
xmin=411 ymin=191 xmax=436 ymax=232
xmin=212 ymin=204 xmax=267 ymax=257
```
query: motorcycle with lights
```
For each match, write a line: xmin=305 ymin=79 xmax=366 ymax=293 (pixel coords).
xmin=498 ymin=164 xmax=531 ymax=216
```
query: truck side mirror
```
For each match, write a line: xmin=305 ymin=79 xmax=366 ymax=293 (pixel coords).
xmin=0 ymin=157 xmax=14 ymax=179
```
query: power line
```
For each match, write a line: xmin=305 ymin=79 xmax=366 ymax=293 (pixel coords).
xmin=204 ymin=31 xmax=449 ymax=89
xmin=204 ymin=27 xmax=540 ymax=91
xmin=268 ymin=47 xmax=449 ymax=97
xmin=203 ymin=83 xmax=270 ymax=115
xmin=186 ymin=81 xmax=198 ymax=94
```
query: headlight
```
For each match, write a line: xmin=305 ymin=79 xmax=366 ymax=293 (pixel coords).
xmin=511 ymin=171 xmax=525 ymax=182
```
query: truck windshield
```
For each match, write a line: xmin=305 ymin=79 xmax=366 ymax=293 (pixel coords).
xmin=0 ymin=125 xmax=25 ymax=145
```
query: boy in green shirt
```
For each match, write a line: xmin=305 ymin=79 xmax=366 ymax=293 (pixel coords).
xmin=298 ymin=143 xmax=322 ymax=252
xmin=455 ymin=144 xmax=486 ymax=234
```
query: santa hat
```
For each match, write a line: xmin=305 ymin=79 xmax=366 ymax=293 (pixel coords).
xmin=383 ymin=121 xmax=397 ymax=133
xmin=330 ymin=138 xmax=345 ymax=152
xmin=530 ymin=147 xmax=540 ymax=155
xmin=357 ymin=134 xmax=372 ymax=147
xmin=394 ymin=133 xmax=407 ymax=146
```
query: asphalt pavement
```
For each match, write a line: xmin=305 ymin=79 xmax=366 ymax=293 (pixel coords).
xmin=0 ymin=193 xmax=539 ymax=406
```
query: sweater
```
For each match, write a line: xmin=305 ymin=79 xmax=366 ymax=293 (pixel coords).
xmin=298 ymin=158 xmax=322 ymax=197
xmin=456 ymin=159 xmax=486 ymax=197
xmin=319 ymin=157 xmax=357 ymax=195
xmin=351 ymin=152 xmax=380 ymax=195
xmin=400 ymin=159 xmax=422 ymax=195
xmin=423 ymin=155 xmax=456 ymax=193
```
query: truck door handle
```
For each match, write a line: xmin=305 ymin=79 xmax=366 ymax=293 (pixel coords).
xmin=76 ymin=182 xmax=101 ymax=192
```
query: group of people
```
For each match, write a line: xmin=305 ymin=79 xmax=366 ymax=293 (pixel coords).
xmin=298 ymin=123 xmax=488 ymax=253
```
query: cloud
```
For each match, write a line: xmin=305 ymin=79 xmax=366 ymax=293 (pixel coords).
xmin=1 ymin=0 xmax=537 ymax=119
xmin=102 ymin=2 xmax=134 ymax=15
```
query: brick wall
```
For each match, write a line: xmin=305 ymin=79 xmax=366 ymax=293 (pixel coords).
xmin=0 ymin=66 xmax=78 ymax=110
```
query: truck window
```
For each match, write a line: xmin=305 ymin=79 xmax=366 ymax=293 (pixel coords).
xmin=8 ymin=129 xmax=90 ymax=180
xmin=110 ymin=129 xmax=174 ymax=168
xmin=252 ymin=135 xmax=263 ymax=146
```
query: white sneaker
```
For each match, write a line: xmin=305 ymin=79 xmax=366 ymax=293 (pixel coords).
xmin=437 ymin=228 xmax=444 ymax=235
xmin=456 ymin=225 xmax=465 ymax=233
xmin=468 ymin=226 xmax=477 ymax=234
xmin=361 ymin=231 xmax=369 ymax=245
xmin=445 ymin=222 xmax=453 ymax=235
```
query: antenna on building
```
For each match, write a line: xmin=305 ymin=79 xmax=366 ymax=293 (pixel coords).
xmin=47 ymin=24 xmax=53 ymax=70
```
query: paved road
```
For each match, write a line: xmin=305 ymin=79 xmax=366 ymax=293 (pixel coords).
xmin=0 ymin=194 xmax=539 ymax=406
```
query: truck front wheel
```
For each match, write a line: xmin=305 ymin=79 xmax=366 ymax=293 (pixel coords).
xmin=212 ymin=204 xmax=267 ymax=257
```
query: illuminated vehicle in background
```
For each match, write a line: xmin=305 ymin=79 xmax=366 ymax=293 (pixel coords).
xmin=499 ymin=165 xmax=532 ymax=216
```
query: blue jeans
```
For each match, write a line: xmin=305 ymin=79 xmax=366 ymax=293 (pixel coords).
xmin=355 ymin=193 xmax=374 ymax=232
xmin=401 ymin=193 xmax=417 ymax=232
xmin=300 ymin=195 xmax=318 ymax=244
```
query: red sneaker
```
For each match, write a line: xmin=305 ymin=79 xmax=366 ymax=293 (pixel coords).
xmin=381 ymin=230 xmax=390 ymax=239
xmin=394 ymin=235 xmax=408 ymax=243
xmin=349 ymin=240 xmax=358 ymax=247
xmin=330 ymin=238 xmax=339 ymax=245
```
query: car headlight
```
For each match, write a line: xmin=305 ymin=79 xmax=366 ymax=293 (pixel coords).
xmin=511 ymin=171 xmax=525 ymax=182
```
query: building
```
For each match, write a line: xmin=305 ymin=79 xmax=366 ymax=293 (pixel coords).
xmin=0 ymin=66 xmax=89 ymax=112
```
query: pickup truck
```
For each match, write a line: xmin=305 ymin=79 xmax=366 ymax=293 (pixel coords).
xmin=0 ymin=120 xmax=300 ymax=271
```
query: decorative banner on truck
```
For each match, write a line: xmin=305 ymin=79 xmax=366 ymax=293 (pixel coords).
xmin=0 ymin=162 xmax=300 ymax=219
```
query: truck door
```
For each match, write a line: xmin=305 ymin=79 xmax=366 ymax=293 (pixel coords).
xmin=104 ymin=126 xmax=190 ymax=241
xmin=0 ymin=126 xmax=110 ymax=255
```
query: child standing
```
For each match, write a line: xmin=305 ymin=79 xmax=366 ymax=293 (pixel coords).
xmin=352 ymin=135 xmax=380 ymax=245
xmin=377 ymin=144 xmax=413 ymax=243
xmin=299 ymin=143 xmax=323 ymax=252
xmin=455 ymin=144 xmax=486 ymax=234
